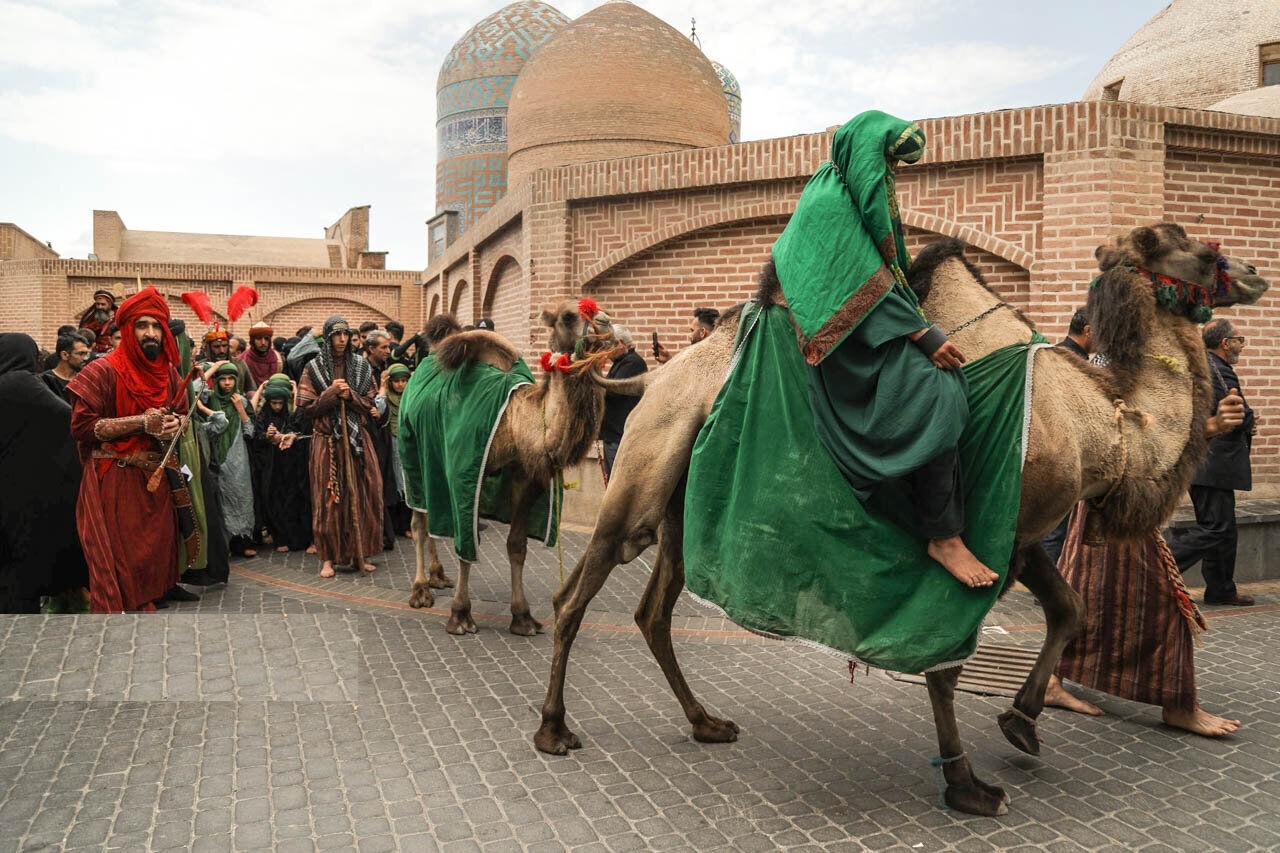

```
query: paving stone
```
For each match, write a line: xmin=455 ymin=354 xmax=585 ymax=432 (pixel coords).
xmin=2 ymin=539 xmax=1277 ymax=850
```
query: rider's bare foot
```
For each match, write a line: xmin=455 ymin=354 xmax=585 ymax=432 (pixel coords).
xmin=927 ymin=537 xmax=1000 ymax=588
xmin=1162 ymin=705 xmax=1241 ymax=737
xmin=319 ymin=562 xmax=335 ymax=579
xmin=1044 ymin=675 xmax=1104 ymax=715
xmin=306 ymin=544 xmax=318 ymax=555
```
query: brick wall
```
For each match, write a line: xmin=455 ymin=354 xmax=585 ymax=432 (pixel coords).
xmin=587 ymin=218 xmax=784 ymax=368
xmin=1165 ymin=149 xmax=1280 ymax=484
xmin=418 ymin=100 xmax=1280 ymax=492
xmin=0 ymin=224 xmax=59 ymax=261
xmin=484 ymin=257 xmax=529 ymax=353
xmin=0 ymin=259 xmax=413 ymax=348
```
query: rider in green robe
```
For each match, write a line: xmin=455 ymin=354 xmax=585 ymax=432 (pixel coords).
xmin=772 ymin=110 xmax=998 ymax=589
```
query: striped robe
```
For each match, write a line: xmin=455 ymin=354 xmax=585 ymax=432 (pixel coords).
xmin=1055 ymin=507 xmax=1198 ymax=710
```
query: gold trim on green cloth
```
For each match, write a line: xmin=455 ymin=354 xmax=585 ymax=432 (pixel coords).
xmin=800 ymin=267 xmax=894 ymax=365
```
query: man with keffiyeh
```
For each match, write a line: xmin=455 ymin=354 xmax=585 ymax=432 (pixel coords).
xmin=67 ymin=287 xmax=195 ymax=613
xmin=297 ymin=316 xmax=384 ymax=577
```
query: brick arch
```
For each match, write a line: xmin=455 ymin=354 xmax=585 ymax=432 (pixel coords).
xmin=427 ymin=293 xmax=441 ymax=319
xmin=450 ymin=280 xmax=469 ymax=323
xmin=481 ymin=255 xmax=528 ymax=346
xmin=482 ymin=256 xmax=520 ymax=313
xmin=578 ymin=198 xmax=800 ymax=287
xmin=902 ymin=226 xmax=1032 ymax=312
xmin=266 ymin=293 xmax=392 ymax=324
xmin=264 ymin=297 xmax=392 ymax=339
xmin=901 ymin=210 xmax=1036 ymax=272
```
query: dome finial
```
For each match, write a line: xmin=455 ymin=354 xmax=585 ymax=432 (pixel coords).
xmin=690 ymin=17 xmax=700 ymax=48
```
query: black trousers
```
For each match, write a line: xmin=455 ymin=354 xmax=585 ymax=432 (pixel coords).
xmin=1042 ymin=513 xmax=1070 ymax=565
xmin=908 ymin=447 xmax=965 ymax=541
xmin=601 ymin=440 xmax=620 ymax=479
xmin=1171 ymin=485 xmax=1238 ymax=602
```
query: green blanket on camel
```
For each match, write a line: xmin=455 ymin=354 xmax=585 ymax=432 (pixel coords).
xmin=399 ymin=354 xmax=561 ymax=562
xmin=684 ymin=301 xmax=1042 ymax=673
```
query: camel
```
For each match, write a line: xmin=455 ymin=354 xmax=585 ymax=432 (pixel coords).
xmin=534 ymin=223 xmax=1268 ymax=816
xmin=405 ymin=300 xmax=627 ymax=636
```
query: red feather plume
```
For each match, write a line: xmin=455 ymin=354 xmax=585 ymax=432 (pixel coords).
xmin=180 ymin=291 xmax=215 ymax=324
xmin=226 ymin=286 xmax=259 ymax=322
xmin=577 ymin=297 xmax=599 ymax=319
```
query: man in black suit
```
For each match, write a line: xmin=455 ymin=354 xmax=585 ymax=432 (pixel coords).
xmin=1042 ymin=307 xmax=1091 ymax=563
xmin=1172 ymin=319 xmax=1255 ymax=606
xmin=599 ymin=325 xmax=647 ymax=478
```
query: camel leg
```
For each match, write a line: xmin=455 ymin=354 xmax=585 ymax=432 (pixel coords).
xmin=925 ymin=667 xmax=1011 ymax=816
xmin=506 ymin=480 xmax=543 ymax=637
xmin=408 ymin=510 xmax=435 ymax=609
xmin=445 ymin=559 xmax=478 ymax=635
xmin=997 ymin=544 xmax=1085 ymax=756
xmin=426 ymin=529 xmax=453 ymax=590
xmin=635 ymin=489 xmax=738 ymax=744
xmin=536 ymin=526 xmax=655 ymax=755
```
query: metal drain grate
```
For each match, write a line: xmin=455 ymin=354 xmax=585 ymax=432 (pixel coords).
xmin=889 ymin=643 xmax=1039 ymax=697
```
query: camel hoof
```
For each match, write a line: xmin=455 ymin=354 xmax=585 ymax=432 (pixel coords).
xmin=998 ymin=708 xmax=1041 ymax=756
xmin=428 ymin=570 xmax=454 ymax=589
xmin=510 ymin=612 xmax=544 ymax=637
xmin=408 ymin=583 xmax=435 ymax=609
xmin=945 ymin=783 xmax=1010 ymax=817
xmin=446 ymin=607 xmax=478 ymax=635
xmin=692 ymin=715 xmax=740 ymax=744
xmin=534 ymin=722 xmax=582 ymax=755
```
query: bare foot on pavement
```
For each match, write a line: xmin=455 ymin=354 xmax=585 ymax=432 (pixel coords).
xmin=1162 ymin=706 xmax=1241 ymax=737
xmin=1044 ymin=675 xmax=1104 ymax=715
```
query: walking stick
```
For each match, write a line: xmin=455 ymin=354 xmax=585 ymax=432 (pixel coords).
xmin=338 ymin=397 xmax=366 ymax=570
xmin=146 ymin=365 xmax=202 ymax=493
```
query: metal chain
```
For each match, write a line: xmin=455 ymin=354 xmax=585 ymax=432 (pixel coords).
xmin=945 ymin=302 xmax=1010 ymax=337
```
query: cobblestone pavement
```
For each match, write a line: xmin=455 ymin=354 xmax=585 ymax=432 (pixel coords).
xmin=2 ymin=526 xmax=1278 ymax=851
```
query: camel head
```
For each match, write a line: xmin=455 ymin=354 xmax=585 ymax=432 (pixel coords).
xmin=539 ymin=298 xmax=616 ymax=359
xmin=1096 ymin=222 xmax=1269 ymax=309
xmin=1089 ymin=223 xmax=1269 ymax=373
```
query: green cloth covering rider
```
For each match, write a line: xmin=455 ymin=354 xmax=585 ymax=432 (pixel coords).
xmin=772 ymin=110 xmax=996 ymax=588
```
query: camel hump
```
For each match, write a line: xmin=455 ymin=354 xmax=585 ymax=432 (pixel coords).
xmin=435 ymin=330 xmax=521 ymax=373
xmin=907 ymin=238 xmax=969 ymax=302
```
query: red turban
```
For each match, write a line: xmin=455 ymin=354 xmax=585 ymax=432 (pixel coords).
xmin=107 ymin=286 xmax=180 ymax=418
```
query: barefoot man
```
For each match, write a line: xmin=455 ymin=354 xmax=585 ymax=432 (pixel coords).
xmin=1045 ymin=389 xmax=1246 ymax=737
xmin=297 ymin=316 xmax=384 ymax=578
xmin=772 ymin=110 xmax=998 ymax=589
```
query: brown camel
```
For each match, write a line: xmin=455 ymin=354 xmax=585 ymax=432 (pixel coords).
xmin=534 ymin=223 xmax=1268 ymax=816
xmin=406 ymin=300 xmax=627 ymax=636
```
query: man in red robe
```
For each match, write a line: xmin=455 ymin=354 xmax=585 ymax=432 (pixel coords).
xmin=68 ymin=287 xmax=190 ymax=613
xmin=78 ymin=290 xmax=117 ymax=352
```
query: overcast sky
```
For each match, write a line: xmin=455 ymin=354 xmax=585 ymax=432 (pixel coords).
xmin=0 ymin=0 xmax=1167 ymax=270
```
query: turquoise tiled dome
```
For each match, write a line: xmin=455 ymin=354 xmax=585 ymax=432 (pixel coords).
xmin=710 ymin=59 xmax=742 ymax=143
xmin=436 ymin=1 xmax=570 ymax=228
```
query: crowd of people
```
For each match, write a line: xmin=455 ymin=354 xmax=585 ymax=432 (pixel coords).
xmin=0 ymin=278 xmax=1259 ymax=742
xmin=0 ymin=286 xmax=515 ymax=613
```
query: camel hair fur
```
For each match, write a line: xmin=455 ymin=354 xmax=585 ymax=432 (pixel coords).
xmin=533 ymin=223 xmax=1268 ymax=817
xmin=406 ymin=299 xmax=642 ymax=637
